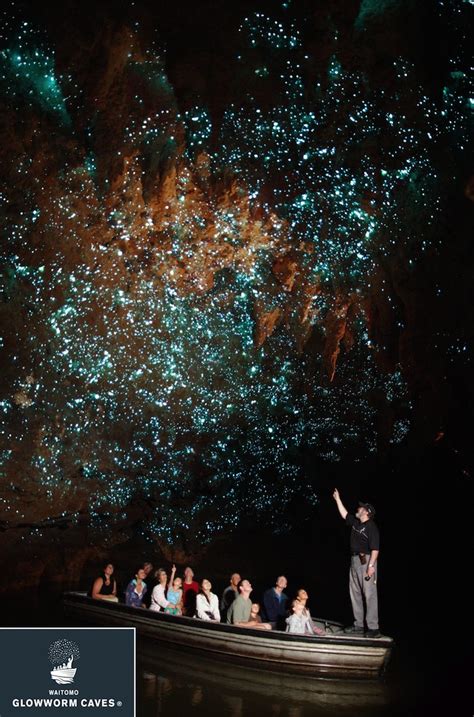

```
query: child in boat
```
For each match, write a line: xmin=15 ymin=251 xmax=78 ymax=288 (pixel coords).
xmin=250 ymin=603 xmax=262 ymax=623
xmin=165 ymin=565 xmax=183 ymax=615
xmin=285 ymin=599 xmax=319 ymax=635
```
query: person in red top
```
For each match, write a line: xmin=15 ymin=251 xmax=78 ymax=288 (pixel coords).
xmin=182 ymin=566 xmax=199 ymax=616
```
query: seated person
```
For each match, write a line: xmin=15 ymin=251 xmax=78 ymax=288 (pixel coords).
xmin=124 ymin=568 xmax=147 ymax=608
xmin=142 ymin=561 xmax=154 ymax=582
xmin=150 ymin=568 xmax=171 ymax=612
xmin=220 ymin=572 xmax=241 ymax=619
xmin=263 ymin=576 xmax=289 ymax=629
xmin=295 ymin=588 xmax=325 ymax=635
xmin=141 ymin=561 xmax=155 ymax=608
xmin=91 ymin=563 xmax=118 ymax=602
xmin=182 ymin=566 xmax=199 ymax=616
xmin=196 ymin=579 xmax=220 ymax=621
xmin=286 ymin=599 xmax=319 ymax=635
xmin=227 ymin=579 xmax=272 ymax=630
xmin=165 ymin=565 xmax=183 ymax=615
xmin=250 ymin=602 xmax=262 ymax=623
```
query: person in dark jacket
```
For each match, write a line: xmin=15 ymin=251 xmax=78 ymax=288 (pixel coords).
xmin=220 ymin=572 xmax=241 ymax=619
xmin=262 ymin=576 xmax=288 ymax=629
xmin=141 ymin=561 xmax=154 ymax=607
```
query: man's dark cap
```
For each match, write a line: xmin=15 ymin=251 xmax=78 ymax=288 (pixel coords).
xmin=358 ymin=501 xmax=375 ymax=517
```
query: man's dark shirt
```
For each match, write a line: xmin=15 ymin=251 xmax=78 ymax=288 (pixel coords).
xmin=346 ymin=514 xmax=380 ymax=554
xmin=220 ymin=586 xmax=237 ymax=617
xmin=263 ymin=588 xmax=288 ymax=625
xmin=142 ymin=576 xmax=156 ymax=608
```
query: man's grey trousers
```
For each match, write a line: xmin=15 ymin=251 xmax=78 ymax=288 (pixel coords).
xmin=349 ymin=555 xmax=379 ymax=630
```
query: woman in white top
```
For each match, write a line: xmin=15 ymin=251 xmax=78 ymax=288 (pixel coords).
xmin=295 ymin=588 xmax=325 ymax=635
xmin=195 ymin=579 xmax=220 ymax=621
xmin=150 ymin=568 xmax=171 ymax=612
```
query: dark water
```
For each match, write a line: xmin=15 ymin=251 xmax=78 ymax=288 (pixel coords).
xmin=137 ymin=639 xmax=389 ymax=717
xmin=134 ymin=635 xmax=470 ymax=717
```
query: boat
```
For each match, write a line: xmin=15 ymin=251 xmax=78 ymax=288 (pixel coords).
xmin=50 ymin=667 xmax=77 ymax=685
xmin=63 ymin=592 xmax=393 ymax=680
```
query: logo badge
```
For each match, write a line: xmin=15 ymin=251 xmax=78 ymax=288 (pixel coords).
xmin=1 ymin=627 xmax=135 ymax=716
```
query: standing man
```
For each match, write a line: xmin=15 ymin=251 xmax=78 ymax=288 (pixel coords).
xmin=333 ymin=488 xmax=381 ymax=638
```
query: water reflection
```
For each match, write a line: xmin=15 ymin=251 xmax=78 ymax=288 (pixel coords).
xmin=138 ymin=638 xmax=390 ymax=717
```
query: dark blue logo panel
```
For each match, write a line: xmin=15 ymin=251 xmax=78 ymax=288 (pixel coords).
xmin=0 ymin=628 xmax=135 ymax=716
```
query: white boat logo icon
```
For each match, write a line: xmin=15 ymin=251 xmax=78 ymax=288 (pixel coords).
xmin=50 ymin=655 xmax=77 ymax=684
